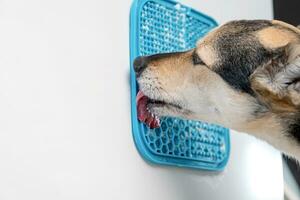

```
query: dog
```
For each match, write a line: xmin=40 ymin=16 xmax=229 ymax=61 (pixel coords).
xmin=134 ymin=20 xmax=300 ymax=160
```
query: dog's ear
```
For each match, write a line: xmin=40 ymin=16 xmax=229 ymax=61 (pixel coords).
xmin=250 ymin=43 xmax=300 ymax=112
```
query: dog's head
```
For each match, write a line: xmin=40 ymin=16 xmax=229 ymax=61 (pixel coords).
xmin=134 ymin=20 xmax=300 ymax=133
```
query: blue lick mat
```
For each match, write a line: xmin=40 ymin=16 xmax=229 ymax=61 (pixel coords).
xmin=130 ymin=0 xmax=230 ymax=170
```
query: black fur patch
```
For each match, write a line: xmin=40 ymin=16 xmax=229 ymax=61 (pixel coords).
xmin=213 ymin=20 xmax=273 ymax=95
xmin=287 ymin=116 xmax=300 ymax=143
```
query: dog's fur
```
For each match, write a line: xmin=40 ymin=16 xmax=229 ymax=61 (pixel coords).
xmin=134 ymin=20 xmax=300 ymax=160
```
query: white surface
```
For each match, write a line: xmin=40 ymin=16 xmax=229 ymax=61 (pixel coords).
xmin=0 ymin=0 xmax=283 ymax=200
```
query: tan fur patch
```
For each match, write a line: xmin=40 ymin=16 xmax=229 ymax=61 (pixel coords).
xmin=257 ymin=27 xmax=295 ymax=49
xmin=147 ymin=51 xmax=194 ymax=88
xmin=195 ymin=45 xmax=217 ymax=67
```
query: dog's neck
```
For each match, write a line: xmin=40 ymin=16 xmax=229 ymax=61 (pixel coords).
xmin=232 ymin=112 xmax=300 ymax=159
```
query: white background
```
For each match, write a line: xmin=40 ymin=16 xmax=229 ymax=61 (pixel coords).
xmin=0 ymin=0 xmax=283 ymax=199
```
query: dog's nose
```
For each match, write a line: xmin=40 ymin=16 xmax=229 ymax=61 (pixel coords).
xmin=133 ymin=56 xmax=148 ymax=77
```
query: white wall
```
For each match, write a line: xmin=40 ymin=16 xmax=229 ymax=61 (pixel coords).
xmin=182 ymin=0 xmax=273 ymax=24
xmin=0 ymin=0 xmax=283 ymax=200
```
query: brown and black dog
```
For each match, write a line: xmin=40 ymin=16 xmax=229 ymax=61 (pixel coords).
xmin=134 ymin=20 xmax=300 ymax=160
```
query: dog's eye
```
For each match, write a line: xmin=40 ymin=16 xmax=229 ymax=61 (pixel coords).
xmin=192 ymin=51 xmax=205 ymax=65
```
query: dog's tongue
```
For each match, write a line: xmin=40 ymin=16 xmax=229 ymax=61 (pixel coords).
xmin=136 ymin=91 xmax=160 ymax=129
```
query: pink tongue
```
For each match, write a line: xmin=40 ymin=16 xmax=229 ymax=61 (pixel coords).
xmin=136 ymin=91 xmax=160 ymax=129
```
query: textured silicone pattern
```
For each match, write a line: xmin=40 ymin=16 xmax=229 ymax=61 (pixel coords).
xmin=139 ymin=1 xmax=211 ymax=54
xmin=146 ymin=118 xmax=227 ymax=163
xmin=130 ymin=0 xmax=230 ymax=170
